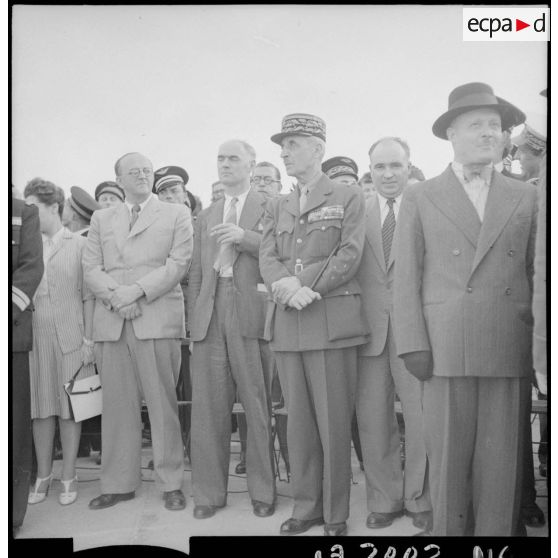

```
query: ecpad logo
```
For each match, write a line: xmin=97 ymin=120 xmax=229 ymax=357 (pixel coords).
xmin=463 ymin=7 xmax=549 ymax=41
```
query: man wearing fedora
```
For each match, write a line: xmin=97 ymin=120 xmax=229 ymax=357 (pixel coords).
xmin=260 ymin=113 xmax=369 ymax=536
xmin=393 ymin=82 xmax=534 ymax=536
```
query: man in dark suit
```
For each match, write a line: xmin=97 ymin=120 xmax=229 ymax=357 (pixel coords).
xmin=356 ymin=137 xmax=431 ymax=532
xmin=187 ymin=139 xmax=276 ymax=520
xmin=260 ymin=113 xmax=369 ymax=537
xmin=393 ymin=82 xmax=533 ymax=536
xmin=12 ymin=192 xmax=44 ymax=534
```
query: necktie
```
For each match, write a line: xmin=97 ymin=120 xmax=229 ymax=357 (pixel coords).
xmin=382 ymin=198 xmax=396 ymax=267
xmin=215 ymin=197 xmax=238 ymax=272
xmin=130 ymin=204 xmax=141 ymax=230
xmin=299 ymin=186 xmax=309 ymax=214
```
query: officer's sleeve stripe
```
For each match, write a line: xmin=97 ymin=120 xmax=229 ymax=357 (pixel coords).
xmin=12 ymin=286 xmax=30 ymax=311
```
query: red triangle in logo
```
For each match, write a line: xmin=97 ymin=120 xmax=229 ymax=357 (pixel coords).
xmin=516 ymin=19 xmax=530 ymax=31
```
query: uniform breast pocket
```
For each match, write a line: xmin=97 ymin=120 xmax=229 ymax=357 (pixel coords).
xmin=275 ymin=218 xmax=294 ymax=257
xmin=307 ymin=220 xmax=342 ymax=256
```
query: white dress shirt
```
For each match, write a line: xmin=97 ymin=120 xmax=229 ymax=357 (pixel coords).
xmin=377 ymin=193 xmax=402 ymax=226
xmin=451 ymin=161 xmax=493 ymax=222
xmin=125 ymin=194 xmax=153 ymax=223
xmin=219 ymin=189 xmax=250 ymax=277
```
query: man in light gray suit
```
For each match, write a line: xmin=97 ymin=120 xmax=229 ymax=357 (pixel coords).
xmin=84 ymin=152 xmax=193 ymax=511
xmin=393 ymin=82 xmax=532 ymax=536
xmin=356 ymin=137 xmax=431 ymax=532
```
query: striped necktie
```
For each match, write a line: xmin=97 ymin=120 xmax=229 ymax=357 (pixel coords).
xmin=382 ymin=197 xmax=396 ymax=267
xmin=214 ymin=197 xmax=239 ymax=272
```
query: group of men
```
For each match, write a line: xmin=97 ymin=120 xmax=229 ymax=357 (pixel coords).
xmin=12 ymin=80 xmax=547 ymax=539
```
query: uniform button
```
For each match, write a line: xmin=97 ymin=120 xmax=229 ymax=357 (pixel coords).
xmin=505 ymin=288 xmax=512 ymax=295
xmin=452 ymin=249 xmax=461 ymax=256
xmin=296 ymin=238 xmax=302 ymax=244
xmin=296 ymin=258 xmax=302 ymax=263
xmin=299 ymin=219 xmax=304 ymax=225
xmin=467 ymin=286 xmax=473 ymax=293
xmin=321 ymin=226 xmax=326 ymax=231
xmin=508 ymin=250 xmax=515 ymax=257
xmin=344 ymin=290 xmax=349 ymax=295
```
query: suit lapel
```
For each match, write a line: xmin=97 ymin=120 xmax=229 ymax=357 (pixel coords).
xmin=300 ymin=175 xmax=332 ymax=217
xmin=238 ymin=190 xmax=263 ymax=231
xmin=128 ymin=196 xmax=160 ymax=238
xmin=365 ymin=195 xmax=386 ymax=272
xmin=424 ymin=166 xmax=481 ymax=248
xmin=470 ymin=172 xmax=525 ymax=275
xmin=113 ymin=203 xmax=131 ymax=253
xmin=207 ymin=198 xmax=224 ymax=264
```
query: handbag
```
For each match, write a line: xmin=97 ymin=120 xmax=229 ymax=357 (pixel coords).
xmin=64 ymin=363 xmax=102 ymax=422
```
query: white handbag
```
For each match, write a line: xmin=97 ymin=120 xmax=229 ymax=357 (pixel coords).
xmin=64 ymin=364 xmax=102 ymax=422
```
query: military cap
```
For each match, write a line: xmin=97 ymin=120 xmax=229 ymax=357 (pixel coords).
xmin=513 ymin=118 xmax=547 ymax=156
xmin=69 ymin=186 xmax=100 ymax=221
xmin=94 ymin=181 xmax=125 ymax=202
xmin=322 ymin=156 xmax=359 ymax=181
xmin=433 ymin=82 xmax=525 ymax=140
xmin=153 ymin=165 xmax=189 ymax=194
xmin=271 ymin=113 xmax=326 ymax=145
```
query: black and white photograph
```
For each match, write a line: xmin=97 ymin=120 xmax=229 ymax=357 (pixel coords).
xmin=10 ymin=3 xmax=549 ymax=557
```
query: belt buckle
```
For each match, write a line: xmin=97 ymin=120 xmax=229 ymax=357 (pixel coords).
xmin=294 ymin=260 xmax=304 ymax=275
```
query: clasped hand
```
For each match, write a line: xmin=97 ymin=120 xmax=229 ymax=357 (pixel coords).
xmin=210 ymin=223 xmax=245 ymax=244
xmin=271 ymin=276 xmax=321 ymax=310
xmin=109 ymin=285 xmax=143 ymax=311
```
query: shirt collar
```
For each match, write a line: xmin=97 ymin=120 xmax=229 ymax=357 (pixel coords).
xmin=224 ymin=188 xmax=249 ymax=205
xmin=297 ymin=171 xmax=324 ymax=194
xmin=451 ymin=161 xmax=493 ymax=184
xmin=125 ymin=194 xmax=153 ymax=213
xmin=377 ymin=193 xmax=402 ymax=209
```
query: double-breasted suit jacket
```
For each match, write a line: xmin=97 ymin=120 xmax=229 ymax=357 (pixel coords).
xmin=393 ymin=165 xmax=537 ymax=378
xmin=355 ymin=194 xmax=430 ymax=514
xmin=188 ymin=190 xmax=268 ymax=341
xmin=187 ymin=189 xmax=276 ymax=508
xmin=393 ymin=165 xmax=537 ymax=536
xmin=85 ymin=197 xmax=193 ymax=342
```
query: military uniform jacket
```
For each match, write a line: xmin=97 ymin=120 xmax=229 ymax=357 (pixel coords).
xmin=259 ymin=173 xmax=369 ymax=351
xmin=393 ymin=165 xmax=537 ymax=378
xmin=12 ymin=198 xmax=44 ymax=352
xmin=187 ymin=190 xmax=268 ymax=341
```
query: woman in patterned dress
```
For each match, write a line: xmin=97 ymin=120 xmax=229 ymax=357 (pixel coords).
xmin=23 ymin=178 xmax=96 ymax=506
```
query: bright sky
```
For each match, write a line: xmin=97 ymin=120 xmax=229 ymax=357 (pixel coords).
xmin=12 ymin=4 xmax=547 ymax=208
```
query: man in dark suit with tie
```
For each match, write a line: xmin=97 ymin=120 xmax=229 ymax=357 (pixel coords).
xmin=393 ymin=82 xmax=532 ymax=536
xmin=12 ymin=192 xmax=44 ymax=535
xmin=187 ymin=139 xmax=276 ymax=520
xmin=260 ymin=113 xmax=369 ymax=537
xmin=356 ymin=137 xmax=431 ymax=532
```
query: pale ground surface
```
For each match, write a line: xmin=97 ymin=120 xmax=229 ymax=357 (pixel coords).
xmin=16 ymin=421 xmax=548 ymax=555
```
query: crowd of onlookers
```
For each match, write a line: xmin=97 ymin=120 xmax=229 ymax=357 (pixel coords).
xmin=12 ymin=81 xmax=547 ymax=540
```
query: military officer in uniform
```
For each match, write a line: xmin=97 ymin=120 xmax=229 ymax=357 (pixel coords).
xmin=322 ymin=156 xmax=359 ymax=186
xmin=260 ymin=113 xmax=369 ymax=536
xmin=95 ymin=181 xmax=125 ymax=209
xmin=12 ymin=189 xmax=44 ymax=534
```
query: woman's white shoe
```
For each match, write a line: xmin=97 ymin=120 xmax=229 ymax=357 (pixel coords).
xmin=59 ymin=476 xmax=78 ymax=505
xmin=28 ymin=473 xmax=53 ymax=504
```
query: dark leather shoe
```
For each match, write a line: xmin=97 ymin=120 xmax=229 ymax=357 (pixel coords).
xmin=235 ymin=461 xmax=246 ymax=475
xmin=324 ymin=522 xmax=347 ymax=536
xmin=521 ymin=502 xmax=546 ymax=528
xmin=252 ymin=500 xmax=275 ymax=517
xmin=164 ymin=489 xmax=186 ymax=511
xmin=89 ymin=492 xmax=135 ymax=510
xmin=280 ymin=516 xmax=325 ymax=535
xmin=405 ymin=510 xmax=433 ymax=531
xmin=366 ymin=510 xmax=403 ymax=529
xmin=193 ymin=504 xmax=224 ymax=519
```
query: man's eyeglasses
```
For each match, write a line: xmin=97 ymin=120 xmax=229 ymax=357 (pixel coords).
xmin=127 ymin=168 xmax=153 ymax=177
xmin=251 ymin=176 xmax=279 ymax=185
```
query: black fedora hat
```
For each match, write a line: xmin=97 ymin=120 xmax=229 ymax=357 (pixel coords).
xmin=432 ymin=82 xmax=525 ymax=140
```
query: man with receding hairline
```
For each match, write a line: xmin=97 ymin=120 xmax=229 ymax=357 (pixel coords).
xmin=84 ymin=151 xmax=193 ymax=512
